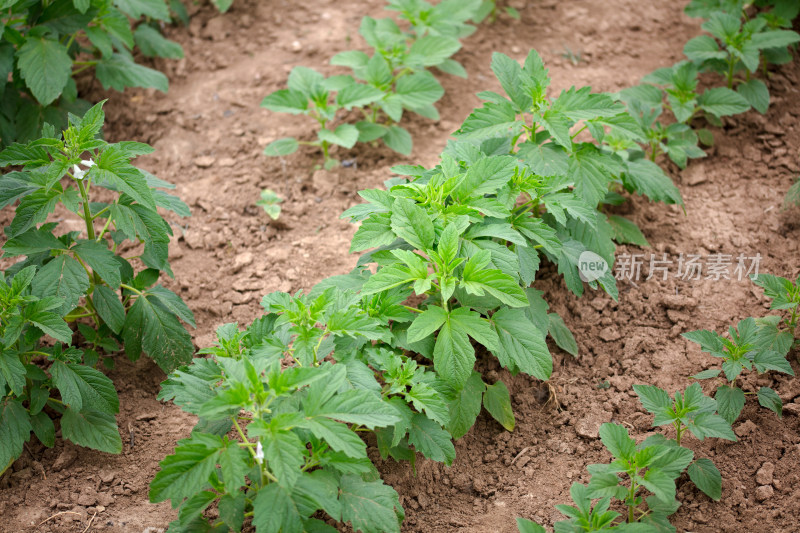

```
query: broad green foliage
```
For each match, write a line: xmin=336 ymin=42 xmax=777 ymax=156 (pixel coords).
xmin=521 ymin=423 xmax=694 ymax=531
xmin=634 ymin=383 xmax=734 ymax=501
xmin=263 ymin=0 xmax=489 ymax=166
xmin=0 ymin=102 xmax=193 ymax=474
xmin=683 ymin=273 xmax=799 ymax=423
xmin=0 ymin=0 xmax=184 ymax=147
xmin=611 ymin=0 xmax=799 ymax=170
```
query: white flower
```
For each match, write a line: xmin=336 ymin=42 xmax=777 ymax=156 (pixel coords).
xmin=255 ymin=441 xmax=264 ymax=464
xmin=72 ymin=159 xmax=95 ymax=181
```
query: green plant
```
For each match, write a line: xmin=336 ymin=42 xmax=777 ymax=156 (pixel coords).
xmin=262 ymin=66 xmax=387 ymax=168
xmin=0 ymin=0 xmax=184 ymax=147
xmin=634 ymin=383 xmax=735 ymax=501
xmin=151 ymin=320 xmax=406 ymax=532
xmin=0 ymin=101 xmax=195 ymax=372
xmin=263 ymin=0 xmax=486 ymax=165
xmin=683 ymin=9 xmax=799 ymax=109
xmin=256 ymin=189 xmax=282 ymax=220
xmin=683 ymin=314 xmax=794 ymax=424
xmin=519 ymin=423 xmax=694 ymax=531
xmin=0 ymin=264 xmax=121 ymax=477
xmin=472 ymin=0 xmax=520 ymax=24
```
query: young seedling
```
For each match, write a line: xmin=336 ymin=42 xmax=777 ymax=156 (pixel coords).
xmin=262 ymin=66 xmax=385 ymax=168
xmin=587 ymin=423 xmax=692 ymax=527
xmin=683 ymin=10 xmax=800 ymax=111
xmin=256 ymin=189 xmax=282 ymax=220
xmin=751 ymin=273 xmax=800 ymax=354
xmin=641 ymin=61 xmax=750 ymax=125
xmin=683 ymin=315 xmax=794 ymax=424
xmin=472 ymin=0 xmax=521 ymax=24
xmin=634 ymin=383 xmax=736 ymax=500
xmin=785 ymin=177 xmax=800 ymax=210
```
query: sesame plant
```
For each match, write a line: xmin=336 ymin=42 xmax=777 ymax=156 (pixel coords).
xmin=683 ymin=311 xmax=795 ymax=424
xmin=786 ymin=177 xmax=800 ymax=209
xmin=0 ymin=0 xmax=183 ymax=147
xmin=633 ymin=383 xmax=736 ymax=501
xmin=518 ymin=423 xmax=695 ymax=532
xmin=263 ymin=0 xmax=486 ymax=165
xmin=0 ymin=102 xmax=194 ymax=477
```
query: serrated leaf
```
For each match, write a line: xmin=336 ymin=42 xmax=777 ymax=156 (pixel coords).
xmin=633 ymin=384 xmax=672 ymax=414
xmin=252 ymin=482 xmax=303 ymax=533
xmin=339 ymin=475 xmax=403 ymax=533
xmin=150 ymin=433 xmax=223 ymax=503
xmin=715 ymin=385 xmax=745 ymax=425
xmin=303 ymin=417 xmax=366 ymax=458
xmin=50 ymin=361 xmax=119 ymax=414
xmin=17 ymin=37 xmax=72 ymax=106
xmin=407 ymin=413 xmax=455 ymax=464
xmin=0 ymin=400 xmax=32 ymax=472
xmin=492 ymin=308 xmax=551 ymax=380
xmin=61 ymin=408 xmax=121 ymax=453
xmin=688 ymin=458 xmax=722 ymax=501
xmin=406 ymin=382 xmax=449 ymax=426
xmin=72 ymin=240 xmax=121 ymax=288
xmin=390 ymin=198 xmax=434 ymax=251
xmin=548 ymin=313 xmax=578 ymax=356
xmin=96 ymin=54 xmax=168 ymax=92
xmin=319 ymin=124 xmax=359 ymax=149
xmin=599 ymin=423 xmax=635 ymax=461
xmin=447 ymin=371 xmax=485 ymax=439
xmin=757 ymin=387 xmax=783 ymax=417
xmin=32 ymin=255 xmax=89 ymax=316
xmin=0 ymin=350 xmax=26 ymax=396
xmin=122 ymin=295 xmax=193 ymax=373
xmin=264 ymin=137 xmax=299 ymax=156
xmin=483 ymin=381 xmax=515 ymax=431
xmin=607 ymin=214 xmax=649 ymax=247
xmin=737 ymin=79 xmax=769 ymax=114
xmin=134 ymin=24 xmax=184 ymax=59
xmin=698 ymin=87 xmax=750 ymax=117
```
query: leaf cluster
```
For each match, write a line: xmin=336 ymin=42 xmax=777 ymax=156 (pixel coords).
xmin=0 ymin=0 xmax=185 ymax=146
xmin=262 ymin=0 xmax=490 ymax=166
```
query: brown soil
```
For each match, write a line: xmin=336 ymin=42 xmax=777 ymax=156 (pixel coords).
xmin=2 ymin=0 xmax=799 ymax=531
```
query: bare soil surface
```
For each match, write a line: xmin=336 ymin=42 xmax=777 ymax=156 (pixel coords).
xmin=1 ymin=0 xmax=799 ymax=531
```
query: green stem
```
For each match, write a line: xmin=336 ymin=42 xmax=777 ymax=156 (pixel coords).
xmin=76 ymin=179 xmax=96 ymax=240
xmin=570 ymin=124 xmax=587 ymax=140
xmin=119 ymin=283 xmax=144 ymax=296
xmin=727 ymin=58 xmax=736 ymax=89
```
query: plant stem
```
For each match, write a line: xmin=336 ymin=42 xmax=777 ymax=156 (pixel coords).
xmin=77 ymin=179 xmax=96 ymax=240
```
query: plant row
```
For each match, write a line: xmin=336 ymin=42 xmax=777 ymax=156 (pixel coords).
xmin=517 ymin=273 xmax=800 ymax=533
xmin=261 ymin=0 xmax=518 ymax=168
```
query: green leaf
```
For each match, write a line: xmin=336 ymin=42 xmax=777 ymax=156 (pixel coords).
xmin=547 ymin=313 xmax=578 ymax=356
xmin=96 ymin=54 xmax=169 ymax=93
xmin=406 ymin=382 xmax=450 ymax=427
xmin=264 ymin=430 xmax=305 ymax=488
xmin=72 ymin=240 xmax=121 ymax=288
xmin=568 ymin=146 xmax=621 ymax=207
xmin=750 ymin=29 xmax=800 ymax=50
xmin=607 ymin=215 xmax=649 ymax=247
xmin=752 ymin=349 xmax=794 ymax=375
xmin=218 ymin=443 xmax=249 ymax=494
xmin=0 ymin=349 xmax=27 ymax=396
xmin=32 ymin=255 xmax=89 ymax=316
xmin=134 ymin=24 xmax=184 ymax=59
xmin=406 ymin=306 xmax=447 ymax=343
xmin=737 ymin=79 xmax=769 ymax=114
xmin=150 ymin=433 xmax=223 ymax=503
xmin=690 ymin=412 xmax=737 ymax=441
xmin=30 ymin=411 xmax=55 ymax=448
xmin=146 ymin=285 xmax=196 ymax=328
xmin=453 ymin=155 xmax=517 ymax=200
xmin=455 ymin=100 xmax=523 ymax=140
xmin=319 ymin=124 xmax=359 ymax=149
xmin=623 ymin=159 xmax=683 ymax=205
xmin=599 ymin=423 xmax=635 ymax=460
xmin=122 ymin=295 xmax=194 ymax=373
xmin=337 ymin=83 xmax=384 ymax=109
xmin=252 ymin=483 xmax=303 ymax=533
xmin=408 ymin=413 xmax=455 ymax=464
xmin=633 ymin=384 xmax=672 ymax=414
xmin=757 ymin=387 xmax=783 ymax=417
xmin=552 ymin=87 xmax=624 ymax=120
xmin=483 ymin=381 xmax=515 ymax=431
xmin=461 ymin=266 xmax=528 ymax=307
xmin=683 ymin=35 xmax=726 ymax=61
xmin=218 ymin=493 xmax=245 ymax=531
xmin=408 ymin=35 xmax=461 ymax=67
xmin=51 ymin=360 xmax=119 ymax=414
xmin=61 ymin=408 xmax=121 ymax=453
xmin=264 ymin=137 xmax=299 ymax=156
xmin=0 ymin=400 xmax=31 ymax=472
xmin=715 ymin=385 xmax=745 ymax=425
xmin=492 ymin=308 xmax=551 ymax=380
xmin=390 ymin=198 xmax=434 ymax=250
xmin=292 ymin=470 xmax=341 ymax=521
xmin=303 ymin=417 xmax=366 ymax=458
xmin=17 ymin=37 xmax=72 ymax=106
xmin=309 ymin=389 xmax=400 ymax=428
xmin=339 ymin=475 xmax=403 ymax=533
xmin=517 ymin=141 xmax=569 ymax=177
xmin=516 ymin=518 xmax=546 ymax=533
xmin=447 ymin=371 xmax=485 ymax=439
xmin=688 ymin=458 xmax=722 ymax=501
xmin=116 ymin=0 xmax=170 ymax=19
xmin=383 ymin=126 xmax=413 ymax=156
xmin=698 ymin=87 xmax=750 ymax=117
xmin=92 ymin=285 xmax=126 ymax=334
xmin=396 ymin=71 xmax=445 ymax=108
